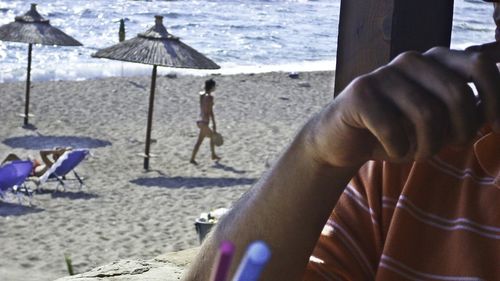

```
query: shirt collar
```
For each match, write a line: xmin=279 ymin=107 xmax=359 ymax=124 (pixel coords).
xmin=473 ymin=126 xmax=500 ymax=187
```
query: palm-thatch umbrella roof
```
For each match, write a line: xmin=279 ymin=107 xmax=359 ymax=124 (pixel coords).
xmin=0 ymin=4 xmax=82 ymax=46
xmin=92 ymin=16 xmax=219 ymax=69
xmin=92 ymin=15 xmax=220 ymax=170
xmin=0 ymin=3 xmax=82 ymax=126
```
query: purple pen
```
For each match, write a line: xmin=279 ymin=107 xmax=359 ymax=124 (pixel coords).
xmin=210 ymin=241 xmax=236 ymax=281
xmin=231 ymin=240 xmax=271 ymax=281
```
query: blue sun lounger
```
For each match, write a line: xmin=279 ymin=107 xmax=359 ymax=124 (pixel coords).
xmin=0 ymin=160 xmax=34 ymax=204
xmin=36 ymin=149 xmax=90 ymax=191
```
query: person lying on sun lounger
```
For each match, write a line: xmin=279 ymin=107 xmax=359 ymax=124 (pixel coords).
xmin=1 ymin=147 xmax=71 ymax=177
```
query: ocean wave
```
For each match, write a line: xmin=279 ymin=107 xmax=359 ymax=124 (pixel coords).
xmin=0 ymin=0 xmax=493 ymax=83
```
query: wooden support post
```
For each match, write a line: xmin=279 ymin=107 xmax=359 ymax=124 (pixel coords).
xmin=144 ymin=65 xmax=158 ymax=170
xmin=24 ymin=43 xmax=33 ymax=125
xmin=334 ymin=0 xmax=454 ymax=96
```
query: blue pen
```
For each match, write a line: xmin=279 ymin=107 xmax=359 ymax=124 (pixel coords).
xmin=231 ymin=240 xmax=271 ymax=281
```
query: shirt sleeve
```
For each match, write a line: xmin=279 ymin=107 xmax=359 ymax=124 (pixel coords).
xmin=302 ymin=161 xmax=409 ymax=280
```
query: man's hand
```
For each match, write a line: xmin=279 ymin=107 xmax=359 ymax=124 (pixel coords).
xmin=306 ymin=45 xmax=500 ymax=168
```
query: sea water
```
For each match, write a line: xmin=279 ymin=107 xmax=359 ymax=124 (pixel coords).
xmin=0 ymin=0 xmax=496 ymax=83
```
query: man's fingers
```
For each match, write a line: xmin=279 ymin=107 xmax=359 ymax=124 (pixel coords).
xmin=425 ymin=47 xmax=500 ymax=130
xmin=465 ymin=41 xmax=500 ymax=62
xmin=372 ymin=67 xmax=449 ymax=159
xmin=390 ymin=51 xmax=480 ymax=144
xmin=349 ymin=78 xmax=411 ymax=159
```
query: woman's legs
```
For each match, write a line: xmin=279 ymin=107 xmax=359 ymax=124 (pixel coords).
xmin=190 ymin=132 xmax=205 ymax=165
xmin=191 ymin=123 xmax=220 ymax=163
xmin=210 ymin=137 xmax=220 ymax=160
xmin=191 ymin=123 xmax=211 ymax=164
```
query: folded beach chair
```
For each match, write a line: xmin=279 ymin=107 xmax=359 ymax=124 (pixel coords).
xmin=0 ymin=160 xmax=34 ymax=204
xmin=35 ymin=149 xmax=90 ymax=191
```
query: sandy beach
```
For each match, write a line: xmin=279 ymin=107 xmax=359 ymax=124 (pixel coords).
xmin=0 ymin=70 xmax=334 ymax=280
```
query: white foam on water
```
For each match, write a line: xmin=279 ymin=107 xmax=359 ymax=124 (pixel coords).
xmin=0 ymin=59 xmax=336 ymax=83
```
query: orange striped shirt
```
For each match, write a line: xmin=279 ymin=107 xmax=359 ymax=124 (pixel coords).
xmin=304 ymin=128 xmax=500 ymax=280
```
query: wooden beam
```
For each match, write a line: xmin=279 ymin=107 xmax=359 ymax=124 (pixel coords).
xmin=334 ymin=0 xmax=454 ymax=96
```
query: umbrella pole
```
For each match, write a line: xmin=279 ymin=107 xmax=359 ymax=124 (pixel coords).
xmin=144 ymin=65 xmax=158 ymax=170
xmin=24 ymin=43 xmax=33 ymax=126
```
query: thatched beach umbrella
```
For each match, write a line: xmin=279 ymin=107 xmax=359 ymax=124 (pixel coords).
xmin=0 ymin=3 xmax=82 ymax=125
xmin=92 ymin=15 xmax=220 ymax=170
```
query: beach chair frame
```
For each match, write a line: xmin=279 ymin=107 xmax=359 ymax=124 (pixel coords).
xmin=49 ymin=169 xmax=86 ymax=191
xmin=34 ymin=149 xmax=89 ymax=192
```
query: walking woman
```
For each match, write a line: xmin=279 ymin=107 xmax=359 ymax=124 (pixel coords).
xmin=190 ymin=79 xmax=220 ymax=165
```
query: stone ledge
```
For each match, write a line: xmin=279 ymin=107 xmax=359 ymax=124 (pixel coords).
xmin=55 ymin=247 xmax=198 ymax=281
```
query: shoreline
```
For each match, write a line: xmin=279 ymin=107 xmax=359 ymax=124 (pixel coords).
xmin=0 ymin=70 xmax=334 ymax=280
xmin=0 ymin=60 xmax=336 ymax=84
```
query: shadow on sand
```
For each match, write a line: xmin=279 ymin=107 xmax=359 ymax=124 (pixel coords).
xmin=131 ymin=176 xmax=257 ymax=189
xmin=211 ymin=162 xmax=247 ymax=174
xmin=0 ymin=201 xmax=44 ymax=217
xmin=35 ymin=189 xmax=99 ymax=200
xmin=3 ymin=135 xmax=112 ymax=150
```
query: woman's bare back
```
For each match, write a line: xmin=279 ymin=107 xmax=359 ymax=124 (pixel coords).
xmin=198 ymin=94 xmax=214 ymax=123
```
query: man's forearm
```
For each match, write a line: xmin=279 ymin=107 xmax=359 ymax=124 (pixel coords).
xmin=183 ymin=126 xmax=359 ymax=281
